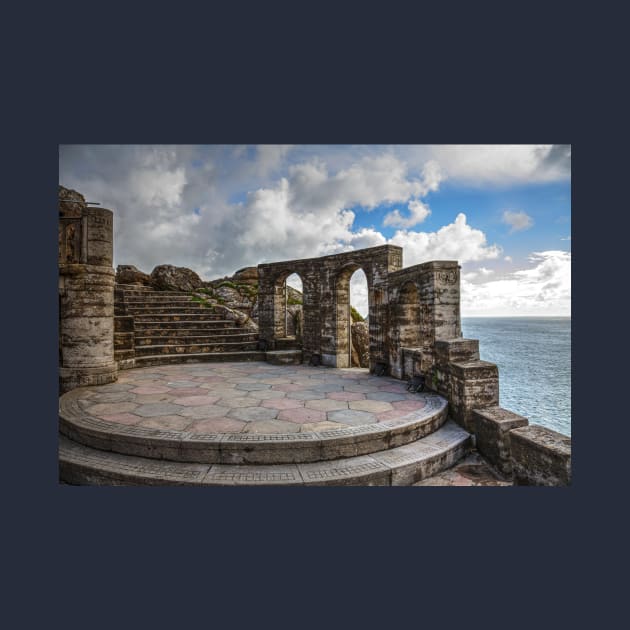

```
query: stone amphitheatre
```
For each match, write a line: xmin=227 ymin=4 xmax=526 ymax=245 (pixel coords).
xmin=58 ymin=185 xmax=571 ymax=486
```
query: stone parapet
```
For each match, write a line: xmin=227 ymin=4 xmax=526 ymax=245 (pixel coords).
xmin=447 ymin=360 xmax=499 ymax=431
xmin=473 ymin=406 xmax=528 ymax=476
xmin=509 ymin=425 xmax=571 ymax=486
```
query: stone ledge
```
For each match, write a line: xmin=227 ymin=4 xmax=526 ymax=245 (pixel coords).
xmin=473 ymin=406 xmax=528 ymax=476
xmin=435 ymin=338 xmax=479 ymax=366
xmin=509 ymin=425 xmax=571 ymax=486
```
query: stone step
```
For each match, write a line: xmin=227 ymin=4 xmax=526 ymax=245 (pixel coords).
xmin=135 ymin=333 xmax=258 ymax=346
xmin=59 ymin=421 xmax=470 ymax=486
xmin=59 ymin=386 xmax=450 ymax=465
xmin=133 ymin=341 xmax=260 ymax=357
xmin=133 ymin=326 xmax=252 ymax=337
xmin=119 ymin=290 xmax=193 ymax=298
xmin=127 ymin=306 xmax=209 ymax=314
xmin=133 ymin=313 xmax=229 ymax=322
xmin=133 ymin=351 xmax=267 ymax=367
xmin=133 ymin=320 xmax=237 ymax=330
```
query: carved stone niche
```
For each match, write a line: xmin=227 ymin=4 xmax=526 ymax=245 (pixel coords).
xmin=59 ymin=187 xmax=87 ymax=265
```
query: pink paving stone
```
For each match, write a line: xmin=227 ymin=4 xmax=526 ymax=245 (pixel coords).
xmin=392 ymin=400 xmax=427 ymax=411
xmin=379 ymin=384 xmax=409 ymax=393
xmin=348 ymin=399 xmax=393 ymax=413
xmin=376 ymin=409 xmax=412 ymax=422
xmin=100 ymin=413 xmax=142 ymax=425
xmin=278 ymin=408 xmax=326 ymax=424
xmin=271 ymin=384 xmax=303 ymax=392
xmin=196 ymin=376 xmax=227 ymax=383
xmin=172 ymin=395 xmax=220 ymax=406
xmin=327 ymin=391 xmax=366 ymax=401
xmin=162 ymin=387 xmax=205 ymax=396
xmin=261 ymin=398 xmax=305 ymax=410
xmin=190 ymin=417 xmax=246 ymax=434
xmin=130 ymin=385 xmax=170 ymax=394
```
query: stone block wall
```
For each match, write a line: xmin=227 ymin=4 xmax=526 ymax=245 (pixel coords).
xmin=510 ymin=425 xmax=572 ymax=486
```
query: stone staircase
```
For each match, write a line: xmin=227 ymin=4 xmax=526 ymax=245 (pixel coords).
xmin=115 ymin=285 xmax=266 ymax=367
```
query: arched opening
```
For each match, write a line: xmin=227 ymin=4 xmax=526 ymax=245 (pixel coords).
xmin=334 ymin=264 xmax=369 ymax=368
xmin=273 ymin=271 xmax=304 ymax=345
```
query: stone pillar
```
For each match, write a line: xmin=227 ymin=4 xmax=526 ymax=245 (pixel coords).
xmin=59 ymin=186 xmax=117 ymax=393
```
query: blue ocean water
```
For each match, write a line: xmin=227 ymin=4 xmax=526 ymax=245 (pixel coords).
xmin=461 ymin=318 xmax=571 ymax=436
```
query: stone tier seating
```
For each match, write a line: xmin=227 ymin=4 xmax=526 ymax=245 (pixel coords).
xmin=114 ymin=285 xmax=274 ymax=367
xmin=58 ymin=363 xmax=472 ymax=486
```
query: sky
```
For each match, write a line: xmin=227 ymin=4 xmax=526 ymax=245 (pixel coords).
xmin=59 ymin=144 xmax=571 ymax=318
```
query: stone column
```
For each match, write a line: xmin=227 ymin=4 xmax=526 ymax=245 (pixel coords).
xmin=59 ymin=186 xmax=117 ymax=393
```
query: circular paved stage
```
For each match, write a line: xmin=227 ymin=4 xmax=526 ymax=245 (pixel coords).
xmin=74 ymin=362 xmax=430 ymax=434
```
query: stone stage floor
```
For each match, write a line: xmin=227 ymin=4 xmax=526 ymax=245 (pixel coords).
xmin=75 ymin=362 xmax=433 ymax=435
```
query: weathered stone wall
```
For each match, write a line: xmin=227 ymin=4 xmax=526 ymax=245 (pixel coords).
xmin=59 ymin=186 xmax=117 ymax=393
xmin=510 ymin=425 xmax=571 ymax=486
xmin=258 ymin=245 xmax=402 ymax=370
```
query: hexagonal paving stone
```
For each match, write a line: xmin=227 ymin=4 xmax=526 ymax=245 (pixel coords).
xmin=217 ymin=397 xmax=260 ymax=408
xmin=261 ymin=398 xmax=304 ymax=410
xmin=235 ymin=383 xmax=272 ymax=391
xmin=165 ymin=380 xmax=201 ymax=388
xmin=286 ymin=390 xmax=326 ymax=401
xmin=392 ymin=400 xmax=427 ymax=411
xmin=100 ymin=413 xmax=142 ymax=425
xmin=255 ymin=389 xmax=287 ymax=400
xmin=133 ymin=394 xmax=172 ymax=404
xmin=87 ymin=402 xmax=139 ymax=416
xmin=243 ymin=419 xmax=300 ymax=434
xmin=304 ymin=398 xmax=349 ymax=412
xmin=349 ymin=400 xmax=393 ymax=413
xmin=134 ymin=403 xmax=186 ymax=417
xmin=327 ymin=391 xmax=366 ymax=401
xmin=366 ymin=391 xmax=409 ymax=402
xmin=228 ymin=406 xmax=279 ymax=422
xmin=327 ymin=409 xmax=376 ymax=426
xmin=199 ymin=382 xmax=237 ymax=390
xmin=271 ymin=383 xmax=303 ymax=392
xmin=190 ymin=417 xmax=246 ymax=434
xmin=137 ymin=415 xmax=194 ymax=431
xmin=343 ymin=384 xmax=378 ymax=393
xmin=376 ymin=409 xmax=412 ymax=422
xmin=311 ymin=383 xmax=343 ymax=393
xmin=378 ymin=384 xmax=409 ymax=393
xmin=131 ymin=386 xmax=171 ymax=395
xmin=172 ymin=395 xmax=220 ymax=407
xmin=278 ymin=408 xmax=326 ymax=424
xmin=179 ymin=404 xmax=232 ymax=419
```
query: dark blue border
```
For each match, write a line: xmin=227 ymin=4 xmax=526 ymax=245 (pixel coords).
xmin=5 ymin=2 xmax=614 ymax=628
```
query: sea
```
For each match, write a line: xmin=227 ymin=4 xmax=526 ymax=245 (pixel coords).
xmin=461 ymin=317 xmax=571 ymax=436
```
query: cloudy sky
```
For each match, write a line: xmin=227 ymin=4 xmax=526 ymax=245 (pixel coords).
xmin=59 ymin=144 xmax=571 ymax=317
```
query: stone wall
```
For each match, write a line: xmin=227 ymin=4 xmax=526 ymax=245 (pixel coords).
xmin=258 ymin=245 xmax=402 ymax=370
xmin=59 ymin=186 xmax=117 ymax=393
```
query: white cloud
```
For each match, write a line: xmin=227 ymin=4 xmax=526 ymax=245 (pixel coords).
xmin=504 ymin=256 xmax=513 ymax=262
xmin=461 ymin=250 xmax=571 ymax=316
xmin=502 ymin=210 xmax=534 ymax=233
xmin=383 ymin=199 xmax=431 ymax=228
xmin=389 ymin=213 xmax=502 ymax=266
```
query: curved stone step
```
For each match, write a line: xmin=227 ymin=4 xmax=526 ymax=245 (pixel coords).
xmin=60 ymin=388 xmax=449 ymax=464
xmin=133 ymin=321 xmax=237 ymax=330
xmin=132 ymin=351 xmax=268 ymax=367
xmin=59 ymin=421 xmax=471 ymax=486
xmin=135 ymin=333 xmax=258 ymax=346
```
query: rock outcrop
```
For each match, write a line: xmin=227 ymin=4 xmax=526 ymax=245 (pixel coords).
xmin=116 ymin=265 xmax=151 ymax=286
xmin=232 ymin=266 xmax=258 ymax=285
xmin=351 ymin=321 xmax=369 ymax=368
xmin=150 ymin=265 xmax=202 ymax=292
